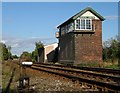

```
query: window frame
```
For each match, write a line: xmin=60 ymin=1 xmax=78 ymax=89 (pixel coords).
xmin=67 ymin=22 xmax=74 ymax=32
xmin=60 ymin=22 xmax=74 ymax=35
xmin=75 ymin=18 xmax=92 ymax=30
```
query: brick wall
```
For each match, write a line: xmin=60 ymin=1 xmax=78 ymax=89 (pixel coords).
xmin=58 ymin=33 xmax=75 ymax=65
xmin=58 ymin=19 xmax=103 ymax=66
xmin=74 ymin=19 xmax=102 ymax=65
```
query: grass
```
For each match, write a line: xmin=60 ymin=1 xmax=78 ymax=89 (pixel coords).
xmin=76 ymin=61 xmax=120 ymax=69
xmin=2 ymin=60 xmax=20 ymax=93
xmin=77 ymin=62 xmax=101 ymax=67
xmin=103 ymin=63 xmax=120 ymax=69
xmin=2 ymin=61 xmax=12 ymax=90
xmin=102 ymin=60 xmax=120 ymax=69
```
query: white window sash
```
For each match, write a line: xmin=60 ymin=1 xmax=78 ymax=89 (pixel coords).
xmin=75 ymin=19 xmax=92 ymax=30
xmin=85 ymin=19 xmax=92 ymax=30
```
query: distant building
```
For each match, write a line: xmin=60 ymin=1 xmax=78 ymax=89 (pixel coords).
xmin=44 ymin=43 xmax=58 ymax=63
xmin=38 ymin=43 xmax=58 ymax=63
xmin=57 ymin=7 xmax=105 ymax=65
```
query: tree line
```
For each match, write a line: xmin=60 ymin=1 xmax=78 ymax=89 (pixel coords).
xmin=18 ymin=38 xmax=120 ymax=64
xmin=0 ymin=43 xmax=13 ymax=61
xmin=1 ymin=38 xmax=120 ymax=64
xmin=0 ymin=41 xmax=44 ymax=62
xmin=103 ymin=37 xmax=120 ymax=64
xmin=19 ymin=41 xmax=44 ymax=62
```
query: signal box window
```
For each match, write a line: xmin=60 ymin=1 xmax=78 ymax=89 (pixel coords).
xmin=75 ymin=19 xmax=92 ymax=30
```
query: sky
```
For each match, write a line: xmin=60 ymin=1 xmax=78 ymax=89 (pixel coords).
xmin=2 ymin=2 xmax=118 ymax=56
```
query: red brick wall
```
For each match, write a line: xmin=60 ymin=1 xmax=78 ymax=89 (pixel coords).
xmin=74 ymin=19 xmax=102 ymax=65
xmin=58 ymin=19 xmax=103 ymax=65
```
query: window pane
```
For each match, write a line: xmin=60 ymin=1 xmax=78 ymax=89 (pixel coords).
xmin=75 ymin=19 xmax=92 ymax=30
xmin=86 ymin=19 xmax=91 ymax=29
xmin=81 ymin=19 xmax=85 ymax=29
xmin=76 ymin=19 xmax=80 ymax=29
xmin=66 ymin=25 xmax=68 ymax=33
xmin=61 ymin=27 xmax=65 ymax=35
xmin=68 ymin=22 xmax=73 ymax=32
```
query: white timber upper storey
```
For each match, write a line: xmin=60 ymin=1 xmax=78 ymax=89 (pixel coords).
xmin=81 ymin=11 xmax=99 ymax=20
xmin=57 ymin=7 xmax=105 ymax=36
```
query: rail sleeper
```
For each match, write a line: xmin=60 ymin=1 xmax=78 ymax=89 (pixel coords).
xmin=31 ymin=66 xmax=120 ymax=92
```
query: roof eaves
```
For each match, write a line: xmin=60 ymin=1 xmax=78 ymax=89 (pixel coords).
xmin=57 ymin=7 xmax=105 ymax=28
xmin=73 ymin=7 xmax=89 ymax=19
xmin=57 ymin=17 xmax=74 ymax=28
xmin=87 ymin=7 xmax=105 ymax=21
xmin=73 ymin=7 xmax=105 ymax=21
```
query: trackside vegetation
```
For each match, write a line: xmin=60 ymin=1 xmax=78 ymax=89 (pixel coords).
xmin=102 ymin=37 xmax=120 ymax=69
xmin=0 ymin=37 xmax=120 ymax=68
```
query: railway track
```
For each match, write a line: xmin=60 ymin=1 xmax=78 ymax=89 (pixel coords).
xmin=33 ymin=64 xmax=120 ymax=84
xmin=35 ymin=63 xmax=120 ymax=76
xmin=31 ymin=63 xmax=120 ymax=92
xmin=12 ymin=61 xmax=120 ymax=92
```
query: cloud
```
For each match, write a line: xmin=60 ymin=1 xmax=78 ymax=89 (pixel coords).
xmin=0 ymin=40 xmax=7 ymax=44
xmin=2 ymin=35 xmax=57 ymax=56
xmin=11 ymin=43 xmax=19 ymax=48
xmin=105 ymin=16 xmax=119 ymax=20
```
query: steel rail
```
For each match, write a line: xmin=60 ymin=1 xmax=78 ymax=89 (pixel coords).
xmin=30 ymin=66 xmax=120 ymax=92
xmin=34 ymin=63 xmax=120 ymax=75
xmin=33 ymin=64 xmax=120 ymax=85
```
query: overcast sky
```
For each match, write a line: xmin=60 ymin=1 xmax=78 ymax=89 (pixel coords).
xmin=2 ymin=2 xmax=118 ymax=56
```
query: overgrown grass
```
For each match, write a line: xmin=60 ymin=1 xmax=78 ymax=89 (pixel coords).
xmin=52 ymin=61 xmax=120 ymax=69
xmin=104 ymin=64 xmax=120 ymax=69
xmin=2 ymin=61 xmax=13 ymax=90
xmin=103 ymin=60 xmax=120 ymax=69
xmin=77 ymin=62 xmax=101 ymax=67
xmin=2 ymin=60 xmax=20 ymax=93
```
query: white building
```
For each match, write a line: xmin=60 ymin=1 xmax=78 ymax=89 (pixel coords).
xmin=44 ymin=43 xmax=58 ymax=63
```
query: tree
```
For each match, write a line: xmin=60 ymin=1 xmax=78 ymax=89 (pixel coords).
xmin=110 ymin=39 xmax=118 ymax=63
xmin=31 ymin=41 xmax=44 ymax=62
xmin=12 ymin=55 xmax=19 ymax=59
xmin=35 ymin=41 xmax=44 ymax=49
xmin=118 ymin=42 xmax=120 ymax=68
xmin=20 ymin=51 xmax=32 ymax=62
xmin=31 ymin=50 xmax=38 ymax=62
xmin=0 ymin=43 xmax=9 ymax=60
xmin=103 ymin=37 xmax=118 ymax=63
xmin=7 ymin=45 xmax=12 ymax=59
